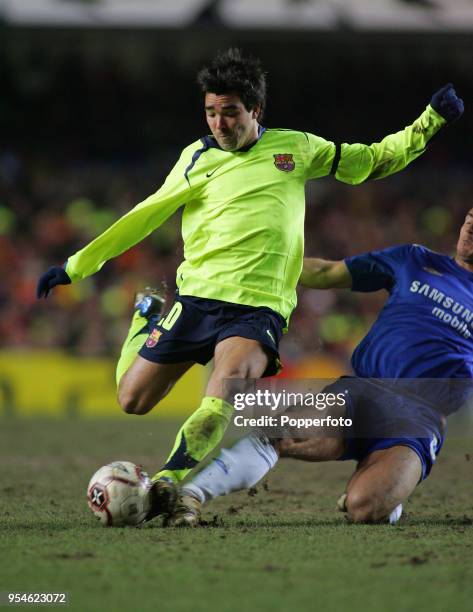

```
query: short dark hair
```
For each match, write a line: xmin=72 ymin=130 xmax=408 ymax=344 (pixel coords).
xmin=197 ymin=48 xmax=267 ymax=121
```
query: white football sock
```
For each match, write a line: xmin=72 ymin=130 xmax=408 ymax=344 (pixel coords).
xmin=183 ymin=434 xmax=278 ymax=504
xmin=388 ymin=503 xmax=403 ymax=525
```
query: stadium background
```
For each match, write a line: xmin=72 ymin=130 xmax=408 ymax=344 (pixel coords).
xmin=0 ymin=0 xmax=472 ymax=419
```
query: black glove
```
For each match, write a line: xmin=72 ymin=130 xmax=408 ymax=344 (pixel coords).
xmin=430 ymin=83 xmax=464 ymax=124
xmin=36 ymin=266 xmax=71 ymax=298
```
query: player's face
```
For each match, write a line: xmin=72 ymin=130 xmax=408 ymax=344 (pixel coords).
xmin=456 ymin=209 xmax=473 ymax=262
xmin=205 ymin=92 xmax=260 ymax=151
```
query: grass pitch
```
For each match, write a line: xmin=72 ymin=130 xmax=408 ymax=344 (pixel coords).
xmin=1 ymin=417 xmax=472 ymax=612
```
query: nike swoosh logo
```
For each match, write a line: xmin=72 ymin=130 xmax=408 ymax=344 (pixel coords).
xmin=206 ymin=168 xmax=219 ymax=178
xmin=266 ymin=330 xmax=275 ymax=344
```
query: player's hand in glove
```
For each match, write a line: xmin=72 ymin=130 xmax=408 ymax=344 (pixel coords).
xmin=430 ymin=84 xmax=464 ymax=123
xmin=36 ymin=266 xmax=71 ymax=298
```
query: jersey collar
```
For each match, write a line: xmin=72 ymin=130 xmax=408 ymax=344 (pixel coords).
xmin=202 ymin=125 xmax=266 ymax=153
xmin=450 ymin=256 xmax=473 ymax=282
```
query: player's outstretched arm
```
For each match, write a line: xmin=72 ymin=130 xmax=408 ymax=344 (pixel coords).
xmin=36 ymin=147 xmax=196 ymax=296
xmin=64 ymin=187 xmax=184 ymax=282
xmin=299 ymin=258 xmax=352 ymax=289
xmin=334 ymin=84 xmax=463 ymax=185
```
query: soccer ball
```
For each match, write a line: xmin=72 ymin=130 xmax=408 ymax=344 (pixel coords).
xmin=87 ymin=461 xmax=152 ymax=527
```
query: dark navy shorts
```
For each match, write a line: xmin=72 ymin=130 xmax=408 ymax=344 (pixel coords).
xmin=329 ymin=377 xmax=445 ymax=481
xmin=138 ymin=294 xmax=286 ymax=377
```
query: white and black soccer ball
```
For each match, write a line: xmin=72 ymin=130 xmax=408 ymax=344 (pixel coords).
xmin=87 ymin=461 xmax=152 ymax=527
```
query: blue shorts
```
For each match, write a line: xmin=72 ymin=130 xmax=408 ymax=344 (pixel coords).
xmin=329 ymin=377 xmax=445 ymax=481
xmin=138 ymin=294 xmax=286 ymax=377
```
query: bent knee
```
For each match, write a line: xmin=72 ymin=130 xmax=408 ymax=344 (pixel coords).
xmin=117 ymin=388 xmax=158 ymax=416
xmin=345 ymin=490 xmax=386 ymax=524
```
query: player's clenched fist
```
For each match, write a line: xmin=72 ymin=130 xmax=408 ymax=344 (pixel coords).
xmin=430 ymin=83 xmax=464 ymax=123
xmin=36 ymin=266 xmax=71 ymax=298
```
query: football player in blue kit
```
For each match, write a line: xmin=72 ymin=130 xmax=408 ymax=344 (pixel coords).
xmin=174 ymin=209 xmax=473 ymax=526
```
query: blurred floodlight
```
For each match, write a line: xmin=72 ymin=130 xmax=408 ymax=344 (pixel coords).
xmin=219 ymin=0 xmax=337 ymax=30
xmin=220 ymin=0 xmax=473 ymax=31
xmin=1 ymin=0 xmax=473 ymax=30
xmin=0 ymin=0 xmax=210 ymax=27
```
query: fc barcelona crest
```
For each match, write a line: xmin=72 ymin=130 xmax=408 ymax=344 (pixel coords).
xmin=274 ymin=153 xmax=295 ymax=172
xmin=146 ymin=328 xmax=162 ymax=348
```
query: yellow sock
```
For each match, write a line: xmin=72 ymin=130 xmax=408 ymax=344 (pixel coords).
xmin=153 ymin=396 xmax=234 ymax=483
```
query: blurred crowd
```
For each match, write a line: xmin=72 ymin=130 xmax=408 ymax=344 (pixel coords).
xmin=2 ymin=146 xmax=471 ymax=371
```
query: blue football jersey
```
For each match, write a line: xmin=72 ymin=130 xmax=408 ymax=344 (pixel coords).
xmin=345 ymin=244 xmax=473 ymax=380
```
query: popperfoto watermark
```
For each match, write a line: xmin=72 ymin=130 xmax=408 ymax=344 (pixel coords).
xmin=233 ymin=413 xmax=352 ymax=429
xmin=226 ymin=380 xmax=353 ymax=438
xmin=225 ymin=378 xmax=473 ymax=440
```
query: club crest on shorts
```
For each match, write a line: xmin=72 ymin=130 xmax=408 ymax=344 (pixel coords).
xmin=146 ymin=328 xmax=162 ymax=348
xmin=274 ymin=153 xmax=295 ymax=172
